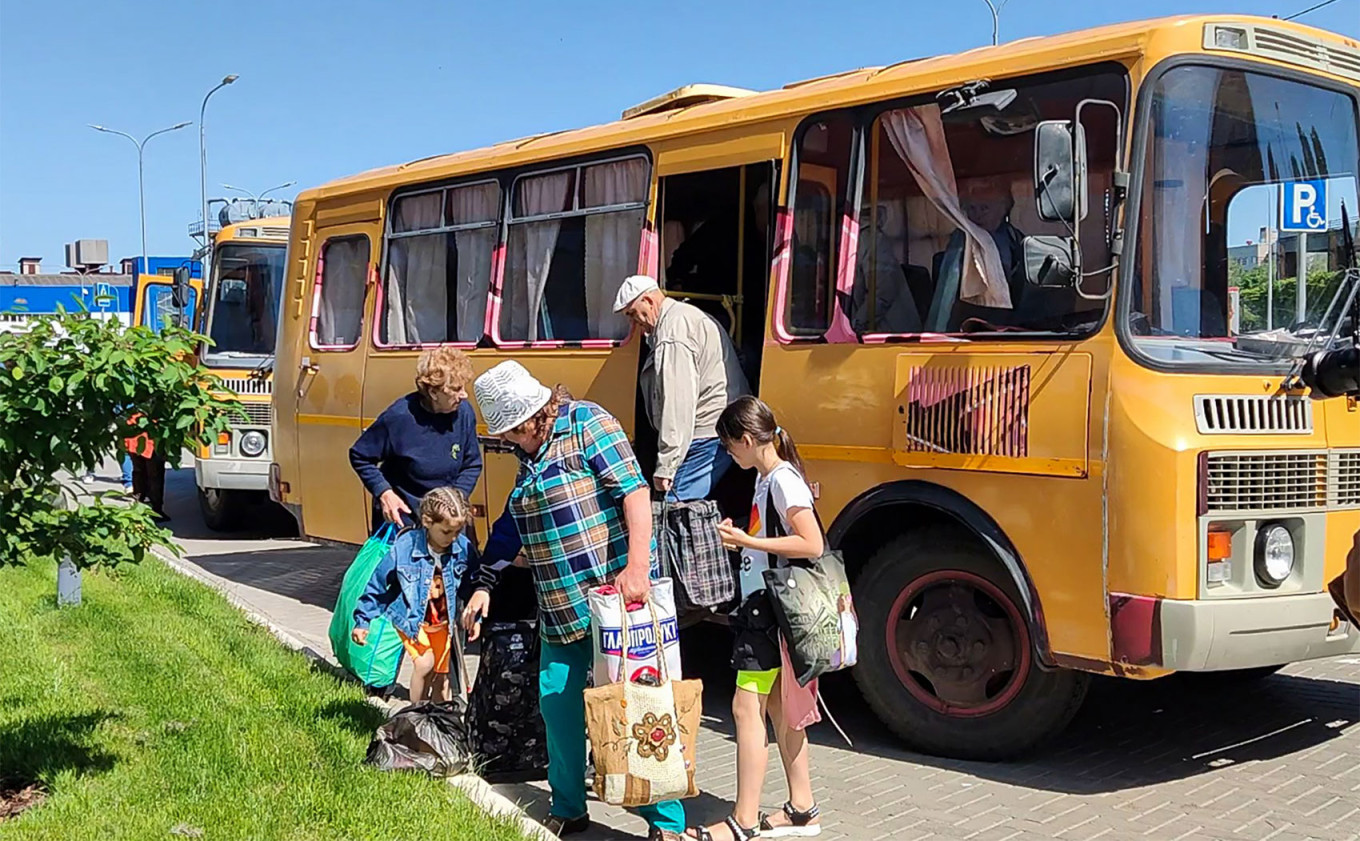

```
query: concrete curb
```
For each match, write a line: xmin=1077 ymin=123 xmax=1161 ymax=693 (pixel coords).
xmin=153 ymin=547 xmax=560 ymax=841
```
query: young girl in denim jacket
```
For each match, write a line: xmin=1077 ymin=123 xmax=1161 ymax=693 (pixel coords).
xmin=352 ymin=487 xmax=475 ymax=704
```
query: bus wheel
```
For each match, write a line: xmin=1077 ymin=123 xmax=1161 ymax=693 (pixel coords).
xmin=198 ymin=486 xmax=245 ymax=532
xmin=853 ymin=529 xmax=1089 ymax=760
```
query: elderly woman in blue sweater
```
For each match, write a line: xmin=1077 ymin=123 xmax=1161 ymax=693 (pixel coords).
xmin=350 ymin=348 xmax=482 ymax=531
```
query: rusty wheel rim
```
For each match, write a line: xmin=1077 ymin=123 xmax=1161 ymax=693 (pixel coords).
xmin=886 ymin=569 xmax=1031 ymax=717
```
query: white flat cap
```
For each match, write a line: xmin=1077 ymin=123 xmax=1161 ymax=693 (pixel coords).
xmin=474 ymin=361 xmax=553 ymax=435
xmin=612 ymin=274 xmax=660 ymax=313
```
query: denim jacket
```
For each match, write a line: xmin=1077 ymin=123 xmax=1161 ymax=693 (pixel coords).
xmin=353 ymin=528 xmax=475 ymax=639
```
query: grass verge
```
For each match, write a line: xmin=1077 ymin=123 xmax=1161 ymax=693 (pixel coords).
xmin=0 ymin=558 xmax=530 ymax=841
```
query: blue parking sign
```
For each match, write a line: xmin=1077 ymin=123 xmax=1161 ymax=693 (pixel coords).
xmin=1280 ymin=179 xmax=1327 ymax=232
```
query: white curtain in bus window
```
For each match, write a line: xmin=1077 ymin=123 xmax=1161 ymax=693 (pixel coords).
xmin=386 ymin=193 xmax=446 ymax=344
xmin=583 ymin=158 xmax=649 ymax=339
xmin=881 ymin=106 xmax=1011 ymax=325
xmin=317 ymin=237 xmax=368 ymax=346
xmin=505 ymin=171 xmax=573 ymax=342
xmin=449 ymin=182 xmax=500 ymax=341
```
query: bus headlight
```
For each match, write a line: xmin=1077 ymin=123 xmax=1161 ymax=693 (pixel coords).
xmin=1254 ymin=524 xmax=1295 ymax=587
xmin=240 ymin=430 xmax=267 ymax=458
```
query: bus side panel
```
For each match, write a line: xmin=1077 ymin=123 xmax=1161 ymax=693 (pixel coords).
xmin=760 ymin=340 xmax=1113 ymax=665
xmin=271 ymin=210 xmax=312 ymax=522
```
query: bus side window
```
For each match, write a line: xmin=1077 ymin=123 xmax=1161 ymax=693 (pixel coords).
xmin=501 ymin=156 xmax=650 ymax=343
xmin=788 ymin=114 xmax=855 ymax=337
xmin=313 ymin=236 xmax=369 ymax=349
xmin=382 ymin=181 xmax=501 ymax=346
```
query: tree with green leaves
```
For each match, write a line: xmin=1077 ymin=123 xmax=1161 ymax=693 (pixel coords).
xmin=1230 ymin=260 xmax=1345 ymax=333
xmin=0 ymin=309 xmax=238 ymax=569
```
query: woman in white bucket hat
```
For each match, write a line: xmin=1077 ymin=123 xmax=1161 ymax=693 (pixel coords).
xmin=462 ymin=360 xmax=685 ymax=840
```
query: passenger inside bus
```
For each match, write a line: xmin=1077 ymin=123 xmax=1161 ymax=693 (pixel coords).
xmin=659 ymin=165 xmax=772 ymax=386
xmin=846 ymin=69 xmax=1123 ymax=337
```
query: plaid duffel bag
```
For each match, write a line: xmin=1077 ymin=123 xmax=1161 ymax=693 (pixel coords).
xmin=653 ymin=499 xmax=735 ymax=610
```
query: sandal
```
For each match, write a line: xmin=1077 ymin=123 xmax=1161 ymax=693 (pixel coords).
xmin=759 ymin=802 xmax=822 ymax=837
xmin=687 ymin=815 xmax=760 ymax=841
xmin=542 ymin=813 xmax=590 ymax=837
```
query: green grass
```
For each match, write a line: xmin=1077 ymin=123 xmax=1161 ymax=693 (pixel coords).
xmin=0 ymin=559 xmax=530 ymax=841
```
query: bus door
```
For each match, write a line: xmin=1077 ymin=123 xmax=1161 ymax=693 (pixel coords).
xmin=294 ymin=221 xmax=378 ymax=545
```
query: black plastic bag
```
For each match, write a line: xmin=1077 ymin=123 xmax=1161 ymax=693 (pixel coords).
xmin=467 ymin=619 xmax=549 ymax=781
xmin=364 ymin=701 xmax=473 ymax=777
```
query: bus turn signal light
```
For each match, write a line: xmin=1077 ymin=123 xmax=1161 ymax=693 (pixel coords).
xmin=1207 ymin=530 xmax=1232 ymax=562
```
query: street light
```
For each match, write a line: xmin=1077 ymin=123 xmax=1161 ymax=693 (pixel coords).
xmin=89 ymin=121 xmax=192 ymax=278
xmin=199 ymin=74 xmax=239 ymax=259
xmin=222 ymin=180 xmax=297 ymax=219
xmin=981 ymin=0 xmax=1011 ymax=45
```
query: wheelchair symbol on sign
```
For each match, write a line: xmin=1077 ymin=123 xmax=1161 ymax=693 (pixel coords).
xmin=1281 ymin=180 xmax=1328 ymax=233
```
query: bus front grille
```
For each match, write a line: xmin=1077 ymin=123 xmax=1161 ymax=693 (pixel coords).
xmin=235 ymin=402 xmax=273 ymax=428
xmin=1205 ymin=450 xmax=1360 ymax=513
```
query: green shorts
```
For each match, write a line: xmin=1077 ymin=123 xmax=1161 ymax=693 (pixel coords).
xmin=735 ymin=667 xmax=779 ymax=696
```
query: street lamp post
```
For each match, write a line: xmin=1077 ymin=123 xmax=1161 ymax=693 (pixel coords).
xmin=89 ymin=121 xmax=192 ymax=279
xmin=199 ymin=75 xmax=239 ymax=263
xmin=222 ymin=181 xmax=297 ymax=219
xmin=981 ymin=0 xmax=1011 ymax=45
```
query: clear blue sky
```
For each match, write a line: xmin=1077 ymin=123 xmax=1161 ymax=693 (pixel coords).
xmin=2 ymin=0 xmax=1356 ymax=271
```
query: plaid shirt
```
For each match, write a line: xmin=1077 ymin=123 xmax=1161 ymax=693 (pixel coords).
xmin=506 ymin=401 xmax=648 ymax=645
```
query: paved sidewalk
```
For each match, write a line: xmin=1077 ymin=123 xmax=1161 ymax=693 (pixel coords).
xmin=134 ymin=464 xmax=1360 ymax=841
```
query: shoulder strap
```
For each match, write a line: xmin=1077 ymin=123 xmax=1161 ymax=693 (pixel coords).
xmin=764 ymin=467 xmax=827 ymax=563
xmin=764 ymin=481 xmax=786 ymax=568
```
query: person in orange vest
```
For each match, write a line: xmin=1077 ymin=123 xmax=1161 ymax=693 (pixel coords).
xmin=124 ymin=413 xmax=167 ymax=522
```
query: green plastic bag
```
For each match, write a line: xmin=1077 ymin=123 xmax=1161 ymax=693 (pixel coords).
xmin=330 ymin=524 xmax=404 ymax=688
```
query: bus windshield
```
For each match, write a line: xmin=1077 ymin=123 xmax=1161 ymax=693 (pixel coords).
xmin=1126 ymin=64 xmax=1359 ymax=368
xmin=206 ymin=242 xmax=286 ymax=358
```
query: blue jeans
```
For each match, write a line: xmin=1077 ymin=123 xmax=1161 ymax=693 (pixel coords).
xmin=121 ymin=454 xmax=133 ymax=487
xmin=669 ymin=437 xmax=732 ymax=502
xmin=539 ymin=636 xmax=686 ymax=831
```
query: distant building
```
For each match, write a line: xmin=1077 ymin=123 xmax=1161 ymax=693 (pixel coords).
xmin=0 ymin=271 xmax=133 ymax=334
xmin=127 ymin=256 xmax=202 ymax=279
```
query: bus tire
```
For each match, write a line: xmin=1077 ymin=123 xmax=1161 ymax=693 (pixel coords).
xmin=198 ymin=486 xmax=246 ymax=532
xmin=852 ymin=528 xmax=1089 ymax=760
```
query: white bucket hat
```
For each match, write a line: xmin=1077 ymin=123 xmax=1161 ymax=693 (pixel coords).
xmin=612 ymin=274 xmax=660 ymax=313
xmin=474 ymin=361 xmax=553 ymax=435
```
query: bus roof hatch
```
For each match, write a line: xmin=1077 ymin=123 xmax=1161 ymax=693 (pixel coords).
xmin=621 ymin=84 xmax=757 ymax=120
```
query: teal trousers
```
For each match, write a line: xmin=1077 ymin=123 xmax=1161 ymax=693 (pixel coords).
xmin=539 ymin=635 xmax=686 ymax=831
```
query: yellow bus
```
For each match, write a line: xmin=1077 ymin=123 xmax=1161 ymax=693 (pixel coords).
xmin=131 ymin=270 xmax=203 ymax=332
xmin=271 ymin=15 xmax=1360 ymax=758
xmin=195 ymin=216 xmax=290 ymax=529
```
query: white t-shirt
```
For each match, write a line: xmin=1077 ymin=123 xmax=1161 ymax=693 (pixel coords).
xmin=738 ymin=461 xmax=816 ymax=600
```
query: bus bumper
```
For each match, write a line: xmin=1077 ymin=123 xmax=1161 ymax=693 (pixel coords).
xmin=195 ymin=457 xmax=270 ymax=493
xmin=1111 ymin=591 xmax=1360 ymax=671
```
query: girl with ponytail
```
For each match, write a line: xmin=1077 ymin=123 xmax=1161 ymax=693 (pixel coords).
xmin=689 ymin=396 xmax=824 ymax=840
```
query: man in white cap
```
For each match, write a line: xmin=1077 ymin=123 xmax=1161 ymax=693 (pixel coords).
xmin=613 ymin=274 xmax=750 ymax=501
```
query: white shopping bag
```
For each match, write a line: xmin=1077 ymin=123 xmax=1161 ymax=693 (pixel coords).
xmin=589 ymin=577 xmax=683 ymax=686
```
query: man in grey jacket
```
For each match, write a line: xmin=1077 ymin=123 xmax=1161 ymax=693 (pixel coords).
xmin=613 ymin=274 xmax=750 ymax=501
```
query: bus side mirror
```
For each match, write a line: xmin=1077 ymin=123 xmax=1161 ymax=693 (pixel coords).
xmin=171 ymin=266 xmax=191 ymax=327
xmin=1023 ymin=235 xmax=1077 ymax=287
xmin=1034 ymin=120 xmax=1087 ymax=224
